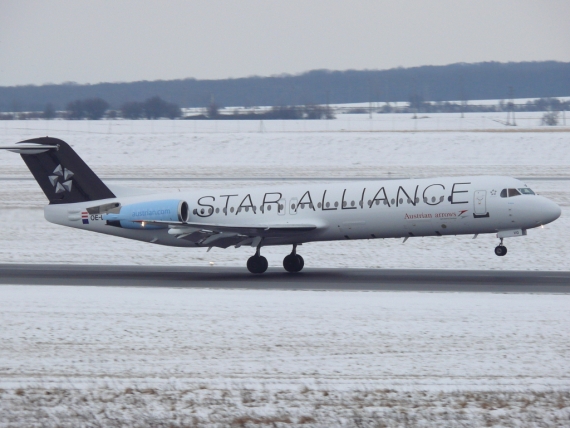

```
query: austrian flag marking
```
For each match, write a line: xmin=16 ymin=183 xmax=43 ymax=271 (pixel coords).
xmin=81 ymin=212 xmax=89 ymax=224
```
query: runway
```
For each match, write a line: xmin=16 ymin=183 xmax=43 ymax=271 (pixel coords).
xmin=0 ymin=264 xmax=569 ymax=292
xmin=2 ymin=176 xmax=570 ymax=181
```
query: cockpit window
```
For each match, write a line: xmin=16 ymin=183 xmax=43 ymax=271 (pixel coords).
xmin=501 ymin=188 xmax=532 ymax=198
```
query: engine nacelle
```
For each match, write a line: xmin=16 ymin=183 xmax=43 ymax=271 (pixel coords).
xmin=104 ymin=199 xmax=189 ymax=229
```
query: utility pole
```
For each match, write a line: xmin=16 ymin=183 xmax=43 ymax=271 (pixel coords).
xmin=459 ymin=74 xmax=465 ymax=119
xmin=506 ymin=87 xmax=516 ymax=126
xmin=368 ymin=81 xmax=373 ymax=119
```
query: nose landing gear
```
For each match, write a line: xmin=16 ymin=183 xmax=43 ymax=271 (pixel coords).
xmin=247 ymin=244 xmax=268 ymax=274
xmin=494 ymin=238 xmax=508 ymax=257
xmin=283 ymin=244 xmax=304 ymax=273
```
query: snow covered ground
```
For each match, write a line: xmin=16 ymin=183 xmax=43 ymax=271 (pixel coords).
xmin=0 ymin=286 xmax=569 ymax=427
xmin=0 ymin=119 xmax=569 ymax=426
xmin=5 ymin=111 xmax=569 ymax=138
xmin=1 ymin=115 xmax=570 ymax=180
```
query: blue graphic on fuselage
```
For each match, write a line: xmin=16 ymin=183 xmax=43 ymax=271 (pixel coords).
xmin=103 ymin=199 xmax=184 ymax=229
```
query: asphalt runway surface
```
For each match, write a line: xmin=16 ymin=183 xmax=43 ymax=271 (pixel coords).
xmin=0 ymin=264 xmax=569 ymax=292
xmin=2 ymin=176 xmax=570 ymax=181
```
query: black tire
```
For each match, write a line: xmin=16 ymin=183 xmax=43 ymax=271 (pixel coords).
xmin=494 ymin=245 xmax=507 ymax=257
xmin=247 ymin=255 xmax=268 ymax=274
xmin=283 ymin=254 xmax=304 ymax=273
xmin=283 ymin=254 xmax=298 ymax=272
xmin=246 ymin=256 xmax=256 ymax=273
xmin=258 ymin=256 xmax=268 ymax=273
xmin=296 ymin=255 xmax=305 ymax=271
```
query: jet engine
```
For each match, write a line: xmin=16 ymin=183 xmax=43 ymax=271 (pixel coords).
xmin=104 ymin=199 xmax=189 ymax=229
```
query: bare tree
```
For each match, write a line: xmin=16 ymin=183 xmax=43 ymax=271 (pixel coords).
xmin=66 ymin=100 xmax=84 ymax=119
xmin=83 ymin=98 xmax=109 ymax=120
xmin=207 ymin=100 xmax=219 ymax=118
xmin=66 ymin=98 xmax=109 ymax=120
xmin=143 ymin=96 xmax=181 ymax=119
xmin=43 ymin=103 xmax=56 ymax=120
xmin=541 ymin=111 xmax=559 ymax=126
xmin=121 ymin=101 xmax=144 ymax=119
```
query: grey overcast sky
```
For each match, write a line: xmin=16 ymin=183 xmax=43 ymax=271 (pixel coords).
xmin=1 ymin=0 xmax=569 ymax=86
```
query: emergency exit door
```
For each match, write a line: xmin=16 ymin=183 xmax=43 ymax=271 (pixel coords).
xmin=473 ymin=190 xmax=489 ymax=218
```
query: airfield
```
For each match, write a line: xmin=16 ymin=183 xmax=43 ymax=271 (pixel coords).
xmin=1 ymin=114 xmax=569 ymax=426
xmin=1 ymin=264 xmax=570 ymax=293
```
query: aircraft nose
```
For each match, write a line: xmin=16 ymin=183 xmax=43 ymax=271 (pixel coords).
xmin=541 ymin=198 xmax=561 ymax=225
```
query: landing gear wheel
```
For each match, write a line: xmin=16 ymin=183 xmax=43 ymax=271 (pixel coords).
xmin=247 ymin=255 xmax=268 ymax=274
xmin=296 ymin=255 xmax=304 ymax=270
xmin=494 ymin=245 xmax=507 ymax=257
xmin=283 ymin=254 xmax=304 ymax=273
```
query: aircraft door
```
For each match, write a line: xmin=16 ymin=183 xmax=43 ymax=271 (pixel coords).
xmin=473 ymin=190 xmax=489 ymax=218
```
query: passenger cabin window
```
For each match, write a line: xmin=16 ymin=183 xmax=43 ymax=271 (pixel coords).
xmin=501 ymin=188 xmax=529 ymax=198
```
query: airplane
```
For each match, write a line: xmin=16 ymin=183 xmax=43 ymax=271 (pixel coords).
xmin=0 ymin=137 xmax=561 ymax=274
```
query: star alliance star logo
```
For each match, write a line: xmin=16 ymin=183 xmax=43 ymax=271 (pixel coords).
xmin=49 ymin=164 xmax=74 ymax=193
xmin=490 ymin=189 xmax=497 ymax=196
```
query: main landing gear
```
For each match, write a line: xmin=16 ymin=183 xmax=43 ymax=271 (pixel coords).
xmin=247 ymin=245 xmax=268 ymax=274
xmin=494 ymin=238 xmax=508 ymax=257
xmin=246 ymin=244 xmax=305 ymax=274
xmin=283 ymin=244 xmax=304 ymax=273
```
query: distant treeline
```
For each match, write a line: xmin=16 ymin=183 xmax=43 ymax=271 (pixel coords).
xmin=0 ymin=96 xmax=182 ymax=120
xmin=189 ymin=104 xmax=335 ymax=120
xmin=0 ymin=97 xmax=567 ymax=121
xmin=0 ymin=97 xmax=336 ymax=120
xmin=1 ymin=61 xmax=569 ymax=113
xmin=403 ymin=96 xmax=570 ymax=114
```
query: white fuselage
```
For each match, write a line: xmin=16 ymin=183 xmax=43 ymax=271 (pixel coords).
xmin=44 ymin=176 xmax=561 ymax=249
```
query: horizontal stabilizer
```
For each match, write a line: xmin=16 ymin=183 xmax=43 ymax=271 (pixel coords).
xmin=0 ymin=144 xmax=59 ymax=154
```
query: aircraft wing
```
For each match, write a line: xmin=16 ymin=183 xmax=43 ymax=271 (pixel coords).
xmin=134 ymin=220 xmax=318 ymax=248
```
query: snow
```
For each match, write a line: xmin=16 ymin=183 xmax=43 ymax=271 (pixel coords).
xmin=0 ymin=286 xmax=569 ymax=426
xmin=329 ymin=97 xmax=570 ymax=108
xmin=0 ymin=118 xmax=569 ymax=425
xmin=194 ymin=97 xmax=570 ymax=113
xmin=2 ymin=115 xmax=570 ymax=181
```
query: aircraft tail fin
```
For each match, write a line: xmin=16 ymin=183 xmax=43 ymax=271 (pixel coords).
xmin=1 ymin=137 xmax=116 ymax=204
